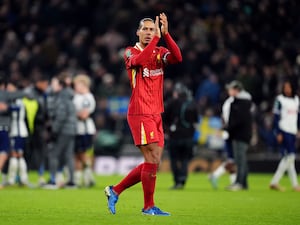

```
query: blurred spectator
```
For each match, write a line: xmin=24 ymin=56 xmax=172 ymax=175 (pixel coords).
xmin=269 ymin=80 xmax=300 ymax=192
xmin=73 ymin=74 xmax=96 ymax=187
xmin=224 ymin=80 xmax=253 ymax=191
xmin=257 ymin=110 xmax=278 ymax=153
xmin=195 ymin=72 xmax=221 ymax=110
xmin=44 ymin=73 xmax=77 ymax=189
xmin=0 ymin=74 xmax=31 ymax=186
xmin=164 ymin=83 xmax=198 ymax=189
xmin=25 ymin=74 xmax=49 ymax=185
xmin=209 ymin=86 xmax=238 ymax=189
xmin=6 ymin=80 xmax=30 ymax=186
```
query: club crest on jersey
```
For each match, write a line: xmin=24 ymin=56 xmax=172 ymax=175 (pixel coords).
xmin=125 ymin=49 xmax=132 ymax=58
xmin=150 ymin=131 xmax=154 ymax=139
xmin=157 ymin=53 xmax=161 ymax=63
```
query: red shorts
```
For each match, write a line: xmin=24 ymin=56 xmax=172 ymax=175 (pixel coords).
xmin=127 ymin=114 xmax=164 ymax=147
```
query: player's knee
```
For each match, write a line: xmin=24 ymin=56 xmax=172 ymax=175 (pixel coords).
xmin=287 ymin=153 xmax=296 ymax=165
xmin=140 ymin=143 xmax=163 ymax=164
xmin=143 ymin=151 xmax=159 ymax=164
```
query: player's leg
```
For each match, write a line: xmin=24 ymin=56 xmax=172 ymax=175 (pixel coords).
xmin=7 ymin=151 xmax=18 ymax=185
xmin=1 ymin=130 xmax=11 ymax=187
xmin=108 ymin=115 xmax=156 ymax=197
xmin=210 ymin=139 xmax=235 ymax=188
xmin=14 ymin=137 xmax=29 ymax=185
xmin=140 ymin=143 xmax=170 ymax=216
xmin=176 ymin=139 xmax=192 ymax=188
xmin=45 ymin=135 xmax=66 ymax=188
xmin=225 ymin=140 xmax=237 ymax=184
xmin=0 ymin=156 xmax=8 ymax=189
xmin=32 ymin=130 xmax=46 ymax=186
xmin=62 ymin=135 xmax=76 ymax=187
xmin=18 ymin=154 xmax=28 ymax=185
xmin=228 ymin=140 xmax=248 ymax=191
xmin=74 ymin=135 xmax=83 ymax=187
xmin=285 ymin=134 xmax=300 ymax=191
xmin=104 ymin=161 xmax=143 ymax=214
xmin=226 ymin=160 xmax=237 ymax=184
xmin=82 ymin=135 xmax=95 ymax=187
xmin=104 ymin=153 xmax=143 ymax=214
xmin=212 ymin=162 xmax=226 ymax=179
xmin=139 ymin=143 xmax=161 ymax=208
xmin=210 ymin=161 xmax=226 ymax=189
xmin=139 ymin=115 xmax=165 ymax=192
xmin=139 ymin=115 xmax=169 ymax=215
xmin=74 ymin=153 xmax=83 ymax=186
xmin=104 ymin=114 xmax=168 ymax=215
xmin=286 ymin=153 xmax=300 ymax=190
xmin=83 ymin=150 xmax=96 ymax=187
xmin=1 ymin=159 xmax=9 ymax=186
xmin=104 ymin=162 xmax=143 ymax=214
xmin=270 ymin=156 xmax=288 ymax=191
xmin=270 ymin=133 xmax=289 ymax=191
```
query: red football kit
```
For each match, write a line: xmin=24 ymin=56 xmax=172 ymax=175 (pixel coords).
xmin=124 ymin=33 xmax=182 ymax=147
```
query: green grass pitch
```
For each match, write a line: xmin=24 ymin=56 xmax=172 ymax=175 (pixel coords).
xmin=0 ymin=172 xmax=299 ymax=225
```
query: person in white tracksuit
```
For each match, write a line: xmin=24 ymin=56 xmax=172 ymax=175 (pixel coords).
xmin=270 ymin=80 xmax=300 ymax=192
xmin=6 ymin=81 xmax=29 ymax=186
xmin=73 ymin=74 xmax=96 ymax=187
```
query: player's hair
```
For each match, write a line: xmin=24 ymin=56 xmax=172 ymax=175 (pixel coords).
xmin=73 ymin=74 xmax=91 ymax=89
xmin=56 ymin=72 xmax=71 ymax=87
xmin=137 ymin=18 xmax=154 ymax=30
xmin=282 ymin=78 xmax=297 ymax=97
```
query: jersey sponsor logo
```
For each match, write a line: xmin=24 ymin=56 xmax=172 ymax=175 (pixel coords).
xmin=142 ymin=68 xmax=163 ymax=78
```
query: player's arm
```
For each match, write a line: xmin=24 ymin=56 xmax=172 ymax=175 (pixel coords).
xmin=125 ymin=37 xmax=159 ymax=68
xmin=5 ymin=90 xmax=33 ymax=101
xmin=77 ymin=95 xmax=96 ymax=120
xmin=77 ymin=109 xmax=89 ymax=120
xmin=297 ymin=98 xmax=300 ymax=131
xmin=160 ymin=13 xmax=182 ymax=64
xmin=272 ymin=97 xmax=283 ymax=143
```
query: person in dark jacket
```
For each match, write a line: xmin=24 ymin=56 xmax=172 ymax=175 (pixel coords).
xmin=24 ymin=74 xmax=49 ymax=186
xmin=44 ymin=73 xmax=77 ymax=189
xmin=164 ymin=83 xmax=198 ymax=189
xmin=224 ymin=80 xmax=253 ymax=191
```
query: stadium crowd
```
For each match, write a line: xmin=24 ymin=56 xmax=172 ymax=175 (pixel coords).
xmin=1 ymin=0 xmax=300 ymax=187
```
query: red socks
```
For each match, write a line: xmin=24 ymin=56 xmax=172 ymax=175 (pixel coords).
xmin=112 ymin=162 xmax=158 ymax=210
xmin=141 ymin=163 xmax=158 ymax=210
xmin=113 ymin=163 xmax=144 ymax=195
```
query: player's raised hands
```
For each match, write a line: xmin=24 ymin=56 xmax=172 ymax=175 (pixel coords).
xmin=155 ymin=16 xmax=161 ymax=38
xmin=160 ymin=13 xmax=168 ymax=35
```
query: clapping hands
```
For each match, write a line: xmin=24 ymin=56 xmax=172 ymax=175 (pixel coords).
xmin=155 ymin=12 xmax=169 ymax=38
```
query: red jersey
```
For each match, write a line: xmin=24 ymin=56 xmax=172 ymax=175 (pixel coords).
xmin=124 ymin=33 xmax=182 ymax=115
